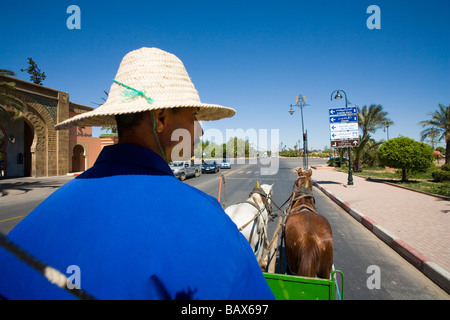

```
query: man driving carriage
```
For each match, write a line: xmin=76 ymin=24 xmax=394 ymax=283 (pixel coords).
xmin=0 ymin=48 xmax=274 ymax=300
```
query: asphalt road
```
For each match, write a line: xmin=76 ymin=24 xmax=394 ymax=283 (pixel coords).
xmin=186 ymin=158 xmax=448 ymax=300
xmin=0 ymin=158 xmax=448 ymax=299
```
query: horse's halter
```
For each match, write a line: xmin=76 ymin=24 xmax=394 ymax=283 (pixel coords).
xmin=249 ymin=186 xmax=275 ymax=219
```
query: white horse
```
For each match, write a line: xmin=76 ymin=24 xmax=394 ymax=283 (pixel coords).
xmin=225 ymin=180 xmax=274 ymax=265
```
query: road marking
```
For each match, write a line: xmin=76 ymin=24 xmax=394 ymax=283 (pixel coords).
xmin=222 ymin=169 xmax=239 ymax=177
xmin=0 ymin=216 xmax=23 ymax=224
xmin=218 ymin=166 xmax=258 ymax=179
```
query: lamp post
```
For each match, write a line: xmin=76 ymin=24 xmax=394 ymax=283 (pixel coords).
xmin=289 ymin=95 xmax=309 ymax=169
xmin=330 ymin=89 xmax=354 ymax=186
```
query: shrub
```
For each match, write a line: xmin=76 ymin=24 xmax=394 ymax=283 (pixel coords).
xmin=327 ymin=156 xmax=348 ymax=167
xmin=432 ymin=170 xmax=450 ymax=182
xmin=377 ymin=137 xmax=434 ymax=181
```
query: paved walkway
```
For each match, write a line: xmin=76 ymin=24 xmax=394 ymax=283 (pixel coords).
xmin=311 ymin=167 xmax=450 ymax=294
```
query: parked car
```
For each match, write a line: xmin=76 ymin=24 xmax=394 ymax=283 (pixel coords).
xmin=202 ymin=160 xmax=220 ymax=173
xmin=170 ymin=161 xmax=201 ymax=181
xmin=220 ymin=159 xmax=231 ymax=169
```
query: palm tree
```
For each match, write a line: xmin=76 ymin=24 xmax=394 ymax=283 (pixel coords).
xmin=353 ymin=104 xmax=393 ymax=171
xmin=93 ymin=90 xmax=117 ymax=134
xmin=0 ymin=69 xmax=27 ymax=123
xmin=419 ymin=104 xmax=450 ymax=164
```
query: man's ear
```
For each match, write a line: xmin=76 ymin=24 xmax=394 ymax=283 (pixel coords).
xmin=152 ymin=109 xmax=169 ymax=133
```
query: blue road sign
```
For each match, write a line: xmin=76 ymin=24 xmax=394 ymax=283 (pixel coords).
xmin=329 ymin=115 xmax=357 ymax=123
xmin=329 ymin=107 xmax=357 ymax=116
xmin=330 ymin=130 xmax=359 ymax=139
xmin=330 ymin=122 xmax=359 ymax=131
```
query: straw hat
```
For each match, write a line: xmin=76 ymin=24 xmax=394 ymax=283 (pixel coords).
xmin=55 ymin=47 xmax=236 ymax=130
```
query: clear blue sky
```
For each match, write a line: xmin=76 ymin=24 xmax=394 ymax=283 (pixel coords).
xmin=1 ymin=0 xmax=449 ymax=151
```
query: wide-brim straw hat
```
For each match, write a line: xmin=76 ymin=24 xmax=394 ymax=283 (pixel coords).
xmin=55 ymin=47 xmax=236 ymax=130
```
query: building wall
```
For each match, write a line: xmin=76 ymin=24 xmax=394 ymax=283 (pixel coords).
xmin=0 ymin=75 xmax=102 ymax=178
xmin=68 ymin=120 xmax=102 ymax=172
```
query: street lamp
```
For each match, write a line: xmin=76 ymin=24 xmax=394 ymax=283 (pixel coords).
xmin=334 ymin=91 xmax=343 ymax=100
xmin=289 ymin=95 xmax=309 ymax=169
xmin=331 ymin=89 xmax=351 ymax=106
xmin=330 ymin=89 xmax=354 ymax=186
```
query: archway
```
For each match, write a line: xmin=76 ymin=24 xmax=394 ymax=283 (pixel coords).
xmin=24 ymin=120 xmax=33 ymax=176
xmin=72 ymin=144 xmax=85 ymax=172
xmin=0 ymin=125 xmax=6 ymax=178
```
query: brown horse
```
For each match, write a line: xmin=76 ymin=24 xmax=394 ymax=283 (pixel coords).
xmin=284 ymin=171 xmax=333 ymax=279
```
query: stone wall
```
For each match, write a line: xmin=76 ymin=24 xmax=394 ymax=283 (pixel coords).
xmin=0 ymin=75 xmax=96 ymax=177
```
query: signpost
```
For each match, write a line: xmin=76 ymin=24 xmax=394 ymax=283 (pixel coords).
xmin=329 ymin=107 xmax=359 ymax=148
xmin=330 ymin=90 xmax=357 ymax=186
xmin=329 ymin=104 xmax=359 ymax=186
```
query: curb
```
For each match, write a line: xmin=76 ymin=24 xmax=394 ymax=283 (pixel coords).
xmin=313 ymin=180 xmax=450 ymax=294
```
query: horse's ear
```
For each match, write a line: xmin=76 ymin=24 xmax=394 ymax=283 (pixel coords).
xmin=308 ymin=169 xmax=312 ymax=176
xmin=255 ymin=179 xmax=261 ymax=189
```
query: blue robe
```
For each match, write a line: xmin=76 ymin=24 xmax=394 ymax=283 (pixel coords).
xmin=0 ymin=144 xmax=274 ymax=300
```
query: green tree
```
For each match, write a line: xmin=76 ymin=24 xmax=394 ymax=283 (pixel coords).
xmin=0 ymin=69 xmax=27 ymax=123
xmin=361 ymin=138 xmax=383 ymax=167
xmin=21 ymin=58 xmax=46 ymax=85
xmin=436 ymin=146 xmax=445 ymax=154
xmin=419 ymin=104 xmax=450 ymax=164
xmin=93 ymin=90 xmax=117 ymax=134
xmin=377 ymin=136 xmax=434 ymax=181
xmin=353 ymin=104 xmax=393 ymax=171
xmin=225 ymin=137 xmax=254 ymax=158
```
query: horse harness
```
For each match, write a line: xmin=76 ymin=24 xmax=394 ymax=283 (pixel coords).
xmin=231 ymin=187 xmax=274 ymax=259
xmin=288 ymin=188 xmax=317 ymax=214
xmin=237 ymin=187 xmax=274 ymax=232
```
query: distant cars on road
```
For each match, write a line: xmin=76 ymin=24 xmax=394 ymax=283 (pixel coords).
xmin=170 ymin=161 xmax=201 ymax=181
xmin=202 ymin=160 xmax=220 ymax=173
xmin=220 ymin=159 xmax=231 ymax=169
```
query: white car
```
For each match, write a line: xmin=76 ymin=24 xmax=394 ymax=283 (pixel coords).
xmin=220 ymin=159 xmax=231 ymax=169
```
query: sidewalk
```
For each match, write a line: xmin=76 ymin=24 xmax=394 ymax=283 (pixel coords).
xmin=311 ymin=167 xmax=450 ymax=294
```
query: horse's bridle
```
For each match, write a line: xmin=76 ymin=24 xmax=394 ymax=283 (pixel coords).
xmin=248 ymin=187 xmax=275 ymax=218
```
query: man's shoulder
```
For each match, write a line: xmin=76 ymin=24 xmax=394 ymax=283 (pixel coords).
xmin=173 ymin=179 xmax=222 ymax=207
